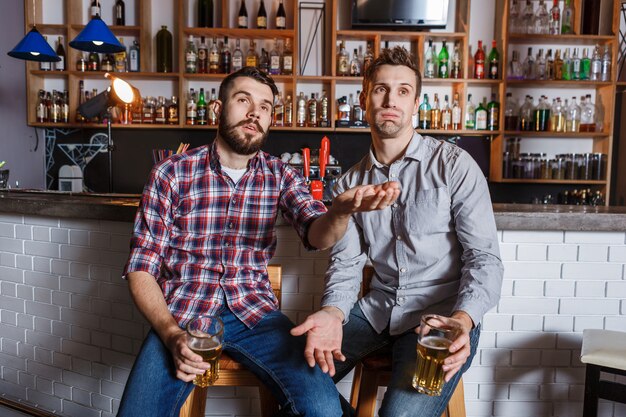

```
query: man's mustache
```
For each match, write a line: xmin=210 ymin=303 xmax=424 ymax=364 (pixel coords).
xmin=234 ymin=118 xmax=265 ymax=135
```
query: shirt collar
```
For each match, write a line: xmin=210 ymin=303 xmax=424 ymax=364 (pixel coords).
xmin=208 ymin=140 xmax=264 ymax=172
xmin=365 ymin=131 xmax=426 ymax=171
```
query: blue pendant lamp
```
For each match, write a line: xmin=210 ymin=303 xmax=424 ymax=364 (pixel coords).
xmin=8 ymin=26 xmax=61 ymax=62
xmin=69 ymin=15 xmax=124 ymax=53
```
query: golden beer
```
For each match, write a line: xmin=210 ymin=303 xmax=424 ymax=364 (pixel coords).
xmin=189 ymin=338 xmax=223 ymax=387
xmin=412 ymin=335 xmax=452 ymax=396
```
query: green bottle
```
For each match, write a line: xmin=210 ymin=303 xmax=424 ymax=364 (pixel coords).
xmin=438 ymin=41 xmax=449 ymax=78
xmin=156 ymin=25 xmax=173 ymax=73
xmin=488 ymin=40 xmax=499 ymax=79
xmin=581 ymin=48 xmax=591 ymax=80
xmin=418 ymin=94 xmax=432 ymax=129
xmin=197 ymin=88 xmax=207 ymax=125
xmin=562 ymin=48 xmax=572 ymax=81
xmin=474 ymin=99 xmax=488 ymax=130
xmin=487 ymin=93 xmax=500 ymax=131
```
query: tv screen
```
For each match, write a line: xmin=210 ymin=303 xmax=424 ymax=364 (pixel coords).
xmin=351 ymin=0 xmax=450 ymax=30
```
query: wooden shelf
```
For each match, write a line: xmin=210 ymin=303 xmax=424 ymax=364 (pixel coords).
xmin=422 ymin=78 xmax=501 ymax=85
xmin=498 ymin=179 xmax=607 ymax=185
xmin=70 ymin=24 xmax=141 ymax=35
xmin=69 ymin=71 xmax=179 ymax=80
xmin=182 ymin=28 xmax=295 ymax=40
xmin=507 ymin=33 xmax=615 ymax=45
xmin=505 ymin=79 xmax=612 ymax=87
xmin=28 ymin=24 xmax=67 ymax=35
xmin=30 ymin=70 xmax=69 ymax=77
xmin=336 ymin=30 xmax=466 ymax=41
xmin=503 ymin=131 xmax=609 ymax=137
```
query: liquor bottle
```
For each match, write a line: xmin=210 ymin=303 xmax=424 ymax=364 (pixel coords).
xmin=40 ymin=36 xmax=51 ymax=71
xmin=601 ymin=45 xmax=611 ymax=82
xmin=167 ymin=96 xmax=179 ymax=125
xmin=509 ymin=0 xmax=520 ymax=34
xmin=257 ymin=0 xmax=267 ymax=29
xmin=245 ymin=41 xmax=258 ymax=67
xmin=208 ymin=88 xmax=218 ymax=125
xmin=273 ymin=93 xmax=284 ymax=126
xmin=336 ymin=41 xmax=349 ymax=76
xmin=546 ymin=49 xmax=554 ymax=80
xmin=431 ymin=93 xmax=441 ymax=129
xmin=76 ymin=81 xmax=85 ymax=122
xmin=565 ymin=96 xmax=581 ymax=132
xmin=156 ymin=26 xmax=173 ymax=73
xmin=115 ymin=0 xmax=125 ymax=25
xmin=561 ymin=0 xmax=573 ymax=34
xmin=488 ymin=40 xmax=499 ymax=79
xmin=441 ymin=95 xmax=452 ymax=130
xmin=438 ymin=41 xmax=449 ymax=78
xmin=282 ymin=38 xmax=293 ymax=75
xmin=50 ymin=90 xmax=61 ymax=123
xmin=131 ymin=96 xmax=143 ymax=123
xmin=474 ymin=98 xmax=487 ymax=130
xmin=579 ymin=95 xmax=594 ymax=132
xmin=88 ymin=51 xmax=100 ymax=71
xmin=581 ymin=48 xmax=591 ymax=80
xmin=549 ymin=0 xmax=560 ymax=35
xmin=590 ymin=45 xmax=601 ymax=81
xmin=522 ymin=0 xmax=534 ymax=34
xmin=554 ymin=49 xmax=563 ymax=80
xmin=534 ymin=0 xmax=550 ymax=35
xmin=487 ymin=93 xmax=500 ymax=131
xmin=208 ymin=37 xmax=220 ymax=73
xmin=155 ymin=96 xmax=167 ymax=124
xmin=296 ymin=92 xmax=306 ymax=127
xmin=238 ymin=0 xmax=248 ymax=28
xmin=101 ymin=54 xmax=114 ymax=71
xmin=269 ymin=39 xmax=281 ymax=75
xmin=76 ymin=52 xmax=87 ymax=72
xmin=424 ymin=39 xmax=436 ymax=78
xmin=143 ymin=96 xmax=156 ymax=124
xmin=536 ymin=48 xmax=546 ymax=80
xmin=307 ymin=93 xmax=318 ymax=127
xmin=464 ymin=94 xmax=476 ymax=129
xmin=550 ymin=97 xmax=565 ymax=132
xmin=363 ymin=42 xmax=374 ymax=73
xmin=350 ymin=91 xmax=362 ymax=126
xmin=534 ymin=96 xmax=550 ymax=131
xmin=451 ymin=92 xmax=461 ymax=130
xmin=185 ymin=35 xmax=198 ymax=73
xmin=90 ymin=0 xmax=101 ymax=18
xmin=522 ymin=47 xmax=535 ymax=80
xmin=508 ymin=50 xmax=523 ymax=80
xmin=571 ymin=48 xmax=581 ymax=80
xmin=451 ymin=41 xmax=461 ymax=79
xmin=519 ymin=95 xmax=534 ymax=131
xmin=474 ymin=40 xmax=485 ymax=79
xmin=128 ymin=41 xmax=140 ymax=72
xmin=418 ymin=94 xmax=431 ymax=129
xmin=504 ymin=92 xmax=520 ymax=130
xmin=562 ymin=48 xmax=572 ymax=81
xmin=54 ymin=37 xmax=65 ymax=71
xmin=276 ymin=0 xmax=286 ymax=29
xmin=61 ymin=90 xmax=69 ymax=123
xmin=197 ymin=88 xmax=207 ymax=125
xmin=36 ymin=90 xmax=47 ymax=122
xmin=284 ymin=94 xmax=293 ymax=126
xmin=220 ymin=37 xmax=231 ymax=74
xmin=198 ymin=0 xmax=213 ymax=28
xmin=197 ymin=36 xmax=208 ymax=73
xmin=186 ymin=88 xmax=197 ymax=125
xmin=232 ymin=39 xmax=244 ymax=72
xmin=349 ymin=48 xmax=361 ymax=76
xmin=115 ymin=38 xmax=127 ymax=72
xmin=259 ymin=48 xmax=269 ymax=73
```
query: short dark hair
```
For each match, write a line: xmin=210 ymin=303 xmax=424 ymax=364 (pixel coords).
xmin=362 ymin=46 xmax=422 ymax=98
xmin=218 ymin=67 xmax=278 ymax=104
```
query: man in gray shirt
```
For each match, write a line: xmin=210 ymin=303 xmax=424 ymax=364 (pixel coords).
xmin=292 ymin=46 xmax=504 ymax=417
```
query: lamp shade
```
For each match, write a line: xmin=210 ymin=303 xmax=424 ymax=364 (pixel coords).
xmin=7 ymin=27 xmax=60 ymax=62
xmin=69 ymin=16 xmax=125 ymax=53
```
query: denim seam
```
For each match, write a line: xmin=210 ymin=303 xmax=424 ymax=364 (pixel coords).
xmin=170 ymin=382 xmax=192 ymax=417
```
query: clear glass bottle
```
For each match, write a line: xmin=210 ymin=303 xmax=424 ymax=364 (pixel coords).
xmin=580 ymin=94 xmax=596 ymax=132
xmin=565 ymin=96 xmax=581 ymax=132
xmin=522 ymin=47 xmax=535 ymax=80
xmin=590 ymin=45 xmax=602 ymax=81
xmin=601 ymin=45 xmax=611 ymax=82
xmin=349 ymin=48 xmax=362 ymax=76
xmin=232 ymin=39 xmax=244 ymax=72
xmin=424 ymin=39 xmax=436 ymax=79
xmin=431 ymin=93 xmax=442 ymax=129
xmin=185 ymin=35 xmax=198 ymax=73
xmin=296 ymin=92 xmax=306 ymax=127
xmin=451 ymin=41 xmax=461 ymax=79
xmin=509 ymin=0 xmax=520 ymax=34
xmin=508 ymin=50 xmax=524 ymax=80
xmin=452 ymin=92 xmax=461 ymax=130
xmin=363 ymin=42 xmax=374 ymax=73
xmin=186 ymin=88 xmax=197 ymax=125
xmin=336 ymin=41 xmax=349 ymax=76
xmin=554 ymin=49 xmax=563 ymax=80
xmin=536 ymin=48 xmax=546 ymax=80
xmin=550 ymin=97 xmax=565 ymax=132
xmin=269 ymin=39 xmax=281 ymax=75
xmin=319 ymin=91 xmax=330 ymax=127
xmin=522 ymin=0 xmax=535 ymax=34
xmin=534 ymin=0 xmax=550 ymax=35
xmin=419 ymin=94 xmax=432 ymax=129
xmin=549 ymin=0 xmax=560 ymax=35
xmin=464 ymin=94 xmax=476 ymax=129
xmin=534 ymin=95 xmax=550 ymax=131
xmin=519 ymin=95 xmax=534 ymax=131
xmin=246 ymin=40 xmax=259 ymax=68
xmin=441 ymin=94 xmax=452 ymax=130
xmin=504 ymin=92 xmax=519 ymax=131
xmin=208 ymin=37 xmax=220 ymax=73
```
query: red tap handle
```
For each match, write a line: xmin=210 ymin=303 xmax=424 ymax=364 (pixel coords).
xmin=319 ymin=136 xmax=330 ymax=178
xmin=302 ymin=148 xmax=310 ymax=182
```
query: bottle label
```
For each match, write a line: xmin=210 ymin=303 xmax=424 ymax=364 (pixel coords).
xmin=442 ymin=112 xmax=451 ymax=126
xmin=475 ymin=62 xmax=484 ymax=78
xmin=276 ymin=17 xmax=286 ymax=28
xmin=198 ymin=49 xmax=207 ymax=61
xmin=257 ymin=16 xmax=267 ymax=28
xmin=209 ymin=52 xmax=219 ymax=64
xmin=270 ymin=56 xmax=281 ymax=73
xmin=452 ymin=107 xmax=461 ymax=124
xmin=129 ymin=50 xmax=139 ymax=71
xmin=91 ymin=6 xmax=100 ymax=16
xmin=116 ymin=6 xmax=123 ymax=19
xmin=238 ymin=16 xmax=248 ymax=27
xmin=233 ymin=56 xmax=243 ymax=70
xmin=55 ymin=57 xmax=65 ymax=71
xmin=476 ymin=111 xmax=487 ymax=129
xmin=283 ymin=56 xmax=292 ymax=71
xmin=186 ymin=52 xmax=197 ymax=62
xmin=490 ymin=63 xmax=498 ymax=78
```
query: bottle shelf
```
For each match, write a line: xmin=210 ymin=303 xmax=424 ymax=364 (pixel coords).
xmin=498 ymin=179 xmax=607 ymax=185
xmin=69 ymin=71 xmax=179 ymax=80
xmin=28 ymin=24 xmax=67 ymax=35
xmin=503 ymin=131 xmax=609 ymax=138
xmin=420 ymin=129 xmax=501 ymax=136
xmin=70 ymin=24 xmax=141 ymax=35
xmin=505 ymin=79 xmax=612 ymax=87
xmin=30 ymin=70 xmax=69 ymax=77
xmin=182 ymin=28 xmax=295 ymax=40
xmin=422 ymin=78 xmax=501 ymax=85
xmin=335 ymin=30 xmax=466 ymax=41
xmin=507 ymin=34 xmax=615 ymax=45
xmin=183 ymin=73 xmax=294 ymax=81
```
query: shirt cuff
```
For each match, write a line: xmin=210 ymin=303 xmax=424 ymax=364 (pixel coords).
xmin=321 ymin=294 xmax=356 ymax=325
xmin=123 ymin=248 xmax=162 ymax=280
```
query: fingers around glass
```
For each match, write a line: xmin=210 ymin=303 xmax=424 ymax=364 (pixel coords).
xmin=186 ymin=315 xmax=224 ymax=387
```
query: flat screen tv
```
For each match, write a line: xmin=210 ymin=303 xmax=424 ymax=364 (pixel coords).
xmin=351 ymin=0 xmax=450 ymax=30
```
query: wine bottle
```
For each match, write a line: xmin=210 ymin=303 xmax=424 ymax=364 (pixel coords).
xmin=257 ymin=0 xmax=267 ymax=29
xmin=238 ymin=0 xmax=248 ymax=29
xmin=115 ymin=0 xmax=125 ymax=25
xmin=198 ymin=0 xmax=214 ymax=28
xmin=54 ymin=37 xmax=65 ymax=71
xmin=90 ymin=0 xmax=101 ymax=18
xmin=276 ymin=0 xmax=286 ymax=29
xmin=156 ymin=25 xmax=173 ymax=73
xmin=128 ymin=41 xmax=140 ymax=72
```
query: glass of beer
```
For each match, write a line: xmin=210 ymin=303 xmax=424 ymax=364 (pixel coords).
xmin=186 ymin=315 xmax=224 ymax=387
xmin=412 ymin=314 xmax=460 ymax=396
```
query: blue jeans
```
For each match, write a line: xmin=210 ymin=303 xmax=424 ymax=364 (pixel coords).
xmin=334 ymin=305 xmax=481 ymax=417
xmin=117 ymin=308 xmax=343 ymax=417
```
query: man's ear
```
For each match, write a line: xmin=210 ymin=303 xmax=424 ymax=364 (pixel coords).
xmin=359 ymin=90 xmax=366 ymax=111
xmin=212 ymin=100 xmax=223 ymax=119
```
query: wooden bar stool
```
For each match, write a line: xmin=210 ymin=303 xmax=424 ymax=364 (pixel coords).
xmin=179 ymin=265 xmax=282 ymax=417
xmin=580 ymin=329 xmax=626 ymax=417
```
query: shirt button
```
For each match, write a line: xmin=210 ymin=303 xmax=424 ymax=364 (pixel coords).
xmin=398 ymin=297 xmax=405 ymax=303
xmin=228 ymin=223 xmax=234 ymax=229
xmin=224 ymin=242 xmax=230 ymax=247
xmin=396 ymin=235 xmax=402 ymax=240
xmin=390 ymin=173 xmax=397 ymax=178
xmin=400 ymin=267 xmax=407 ymax=273
xmin=392 ymin=203 xmax=398 ymax=208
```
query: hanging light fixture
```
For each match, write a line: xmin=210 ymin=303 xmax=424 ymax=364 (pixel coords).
xmin=7 ymin=0 xmax=60 ymax=62
xmin=69 ymin=15 xmax=124 ymax=53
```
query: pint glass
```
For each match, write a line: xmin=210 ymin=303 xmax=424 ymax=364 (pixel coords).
xmin=412 ymin=314 xmax=460 ymax=396
xmin=186 ymin=315 xmax=224 ymax=387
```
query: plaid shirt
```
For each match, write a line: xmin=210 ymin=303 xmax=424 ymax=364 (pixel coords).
xmin=124 ymin=142 xmax=327 ymax=328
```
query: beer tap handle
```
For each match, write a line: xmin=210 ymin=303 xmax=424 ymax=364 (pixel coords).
xmin=319 ymin=136 xmax=329 ymax=180
xmin=302 ymin=147 xmax=311 ymax=184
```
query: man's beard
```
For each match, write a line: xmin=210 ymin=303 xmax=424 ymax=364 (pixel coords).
xmin=371 ymin=112 xmax=404 ymax=137
xmin=218 ymin=112 xmax=268 ymax=155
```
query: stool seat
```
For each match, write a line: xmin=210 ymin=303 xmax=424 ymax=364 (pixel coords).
xmin=361 ymin=353 xmax=392 ymax=370
xmin=581 ymin=329 xmax=626 ymax=371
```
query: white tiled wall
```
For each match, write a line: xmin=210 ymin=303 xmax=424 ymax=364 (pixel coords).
xmin=0 ymin=214 xmax=625 ymax=417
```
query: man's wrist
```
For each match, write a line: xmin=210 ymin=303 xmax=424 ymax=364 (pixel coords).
xmin=321 ymin=305 xmax=345 ymax=322
xmin=452 ymin=310 xmax=474 ymax=331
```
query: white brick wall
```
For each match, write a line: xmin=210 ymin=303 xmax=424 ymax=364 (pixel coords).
xmin=0 ymin=214 xmax=625 ymax=417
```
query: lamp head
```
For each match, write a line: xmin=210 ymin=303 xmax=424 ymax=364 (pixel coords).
xmin=105 ymin=73 xmax=142 ymax=107
xmin=7 ymin=27 xmax=61 ymax=62
xmin=69 ymin=15 xmax=125 ymax=53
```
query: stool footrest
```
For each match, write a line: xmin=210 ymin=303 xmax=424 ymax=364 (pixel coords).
xmin=598 ymin=380 xmax=626 ymax=404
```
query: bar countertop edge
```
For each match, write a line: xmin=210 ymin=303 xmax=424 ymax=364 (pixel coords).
xmin=1 ymin=190 xmax=626 ymax=231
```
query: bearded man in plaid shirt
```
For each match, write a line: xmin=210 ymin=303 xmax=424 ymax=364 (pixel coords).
xmin=117 ymin=67 xmax=400 ymax=417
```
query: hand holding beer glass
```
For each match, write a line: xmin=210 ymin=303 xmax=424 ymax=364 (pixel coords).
xmin=412 ymin=314 xmax=461 ymax=396
xmin=186 ymin=315 xmax=224 ymax=387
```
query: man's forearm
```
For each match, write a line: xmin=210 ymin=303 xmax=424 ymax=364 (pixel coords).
xmin=127 ymin=271 xmax=183 ymax=345
xmin=307 ymin=209 xmax=352 ymax=250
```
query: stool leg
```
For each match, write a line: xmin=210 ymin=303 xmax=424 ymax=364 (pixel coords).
xmin=355 ymin=368 xmax=379 ymax=417
xmin=583 ymin=364 xmax=600 ymax=417
xmin=259 ymin=384 xmax=279 ymax=417
xmin=350 ymin=363 xmax=364 ymax=409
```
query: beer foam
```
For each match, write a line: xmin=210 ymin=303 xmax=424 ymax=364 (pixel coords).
xmin=419 ymin=335 xmax=452 ymax=350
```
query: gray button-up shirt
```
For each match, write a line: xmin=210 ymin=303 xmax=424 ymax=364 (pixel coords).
xmin=321 ymin=132 xmax=504 ymax=335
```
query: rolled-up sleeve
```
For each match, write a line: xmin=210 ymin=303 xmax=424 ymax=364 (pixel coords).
xmin=123 ymin=162 xmax=178 ymax=280
xmin=449 ymin=152 xmax=504 ymax=325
